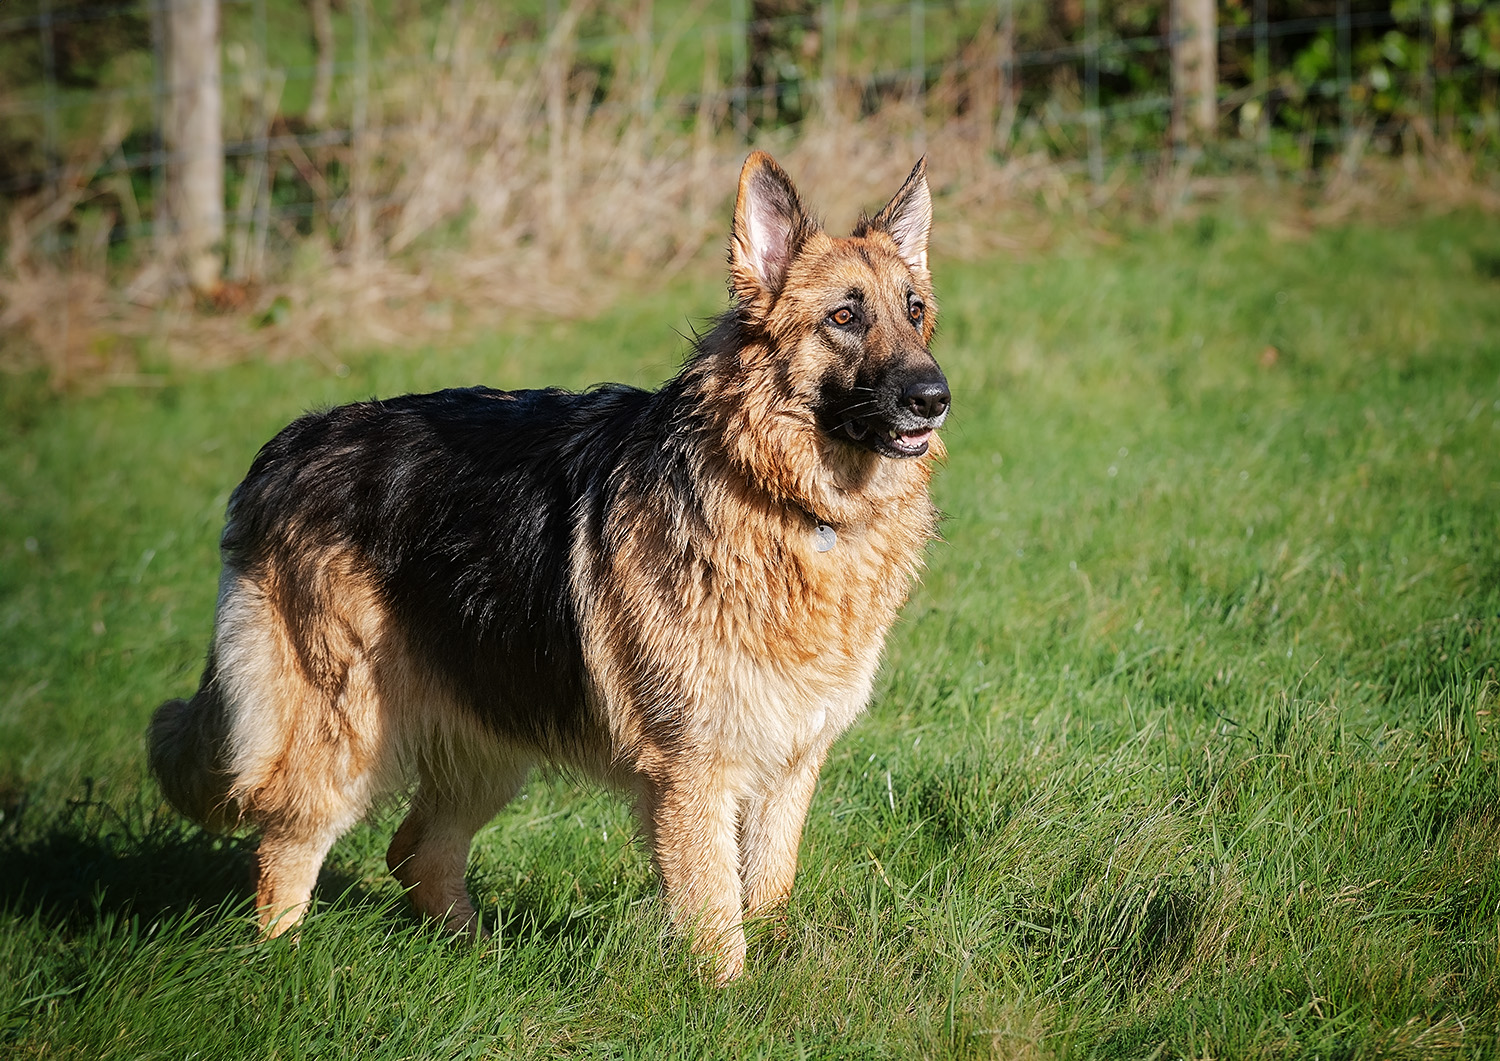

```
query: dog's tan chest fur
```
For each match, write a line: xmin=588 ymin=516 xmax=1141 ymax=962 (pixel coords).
xmin=578 ymin=458 xmax=936 ymax=788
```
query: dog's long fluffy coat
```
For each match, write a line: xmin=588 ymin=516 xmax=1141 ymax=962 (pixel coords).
xmin=149 ymin=152 xmax=950 ymax=981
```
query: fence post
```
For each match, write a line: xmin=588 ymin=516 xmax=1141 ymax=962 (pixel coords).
xmin=149 ymin=0 xmax=167 ymax=258
xmin=730 ymin=0 xmax=749 ymax=137
xmin=229 ymin=0 xmax=274 ymax=282
xmin=1171 ymin=0 xmax=1217 ymax=144
xmin=165 ymin=0 xmax=225 ymax=292
xmin=350 ymin=0 xmax=371 ymax=261
xmin=1085 ymin=0 xmax=1102 ymax=183
xmin=38 ymin=0 xmax=60 ymax=259
xmin=909 ymin=0 xmax=925 ymax=108
xmin=252 ymin=0 xmax=271 ymax=279
xmin=996 ymin=0 xmax=1015 ymax=150
xmin=636 ymin=0 xmax=655 ymax=121
xmin=306 ymin=0 xmax=335 ymax=127
xmin=1335 ymin=0 xmax=1352 ymax=146
xmin=820 ymin=0 xmax=837 ymax=121
xmin=1254 ymin=0 xmax=1274 ymax=180
xmin=1419 ymin=0 xmax=1435 ymax=140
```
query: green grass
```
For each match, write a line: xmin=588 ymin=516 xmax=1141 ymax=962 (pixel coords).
xmin=3 ymin=206 xmax=1499 ymax=1058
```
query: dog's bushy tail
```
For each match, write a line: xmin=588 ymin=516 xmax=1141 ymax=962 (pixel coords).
xmin=148 ymin=659 xmax=241 ymax=833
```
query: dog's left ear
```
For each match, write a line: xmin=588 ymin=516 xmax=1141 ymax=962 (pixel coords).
xmin=730 ymin=151 xmax=815 ymax=314
xmin=860 ymin=158 xmax=931 ymax=277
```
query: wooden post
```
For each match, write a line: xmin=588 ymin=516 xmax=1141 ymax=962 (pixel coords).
xmin=730 ymin=0 xmax=749 ymax=137
xmin=165 ymin=0 xmax=224 ymax=292
xmin=636 ymin=0 xmax=654 ymax=121
xmin=1335 ymin=0 xmax=1352 ymax=146
xmin=1171 ymin=0 xmax=1217 ymax=144
xmin=996 ymin=0 xmax=1016 ymax=149
xmin=39 ymin=0 xmax=60 ymax=258
xmin=908 ymin=0 xmax=925 ymax=107
xmin=1085 ymin=0 xmax=1101 ymax=183
xmin=350 ymin=0 xmax=370 ymax=261
xmin=306 ymin=0 xmax=334 ymax=127
xmin=820 ymin=0 xmax=836 ymax=121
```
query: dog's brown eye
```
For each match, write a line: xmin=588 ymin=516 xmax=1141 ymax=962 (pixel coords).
xmin=829 ymin=307 xmax=854 ymax=327
xmin=908 ymin=302 xmax=924 ymax=326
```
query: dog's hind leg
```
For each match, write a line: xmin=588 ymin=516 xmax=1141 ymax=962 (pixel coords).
xmin=254 ymin=820 xmax=345 ymax=937
xmin=386 ymin=746 xmax=532 ymax=934
xmin=240 ymin=700 xmax=386 ymax=937
xmin=216 ymin=565 xmax=392 ymax=938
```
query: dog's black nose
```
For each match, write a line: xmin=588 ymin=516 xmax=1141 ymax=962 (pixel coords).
xmin=902 ymin=379 xmax=950 ymax=420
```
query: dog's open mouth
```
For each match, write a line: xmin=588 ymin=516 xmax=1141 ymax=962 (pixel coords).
xmin=843 ymin=419 xmax=935 ymax=458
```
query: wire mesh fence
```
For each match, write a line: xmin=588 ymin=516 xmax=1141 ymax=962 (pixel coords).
xmin=1 ymin=0 xmax=1498 ymax=289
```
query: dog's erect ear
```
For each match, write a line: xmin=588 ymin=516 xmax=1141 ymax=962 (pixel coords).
xmin=729 ymin=151 xmax=814 ymax=312
xmin=860 ymin=158 xmax=931 ymax=277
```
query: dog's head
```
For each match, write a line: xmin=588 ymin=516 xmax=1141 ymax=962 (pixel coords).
xmin=727 ymin=151 xmax=949 ymax=463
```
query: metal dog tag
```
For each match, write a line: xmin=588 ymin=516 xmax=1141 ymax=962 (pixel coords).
xmin=814 ymin=523 xmax=837 ymax=552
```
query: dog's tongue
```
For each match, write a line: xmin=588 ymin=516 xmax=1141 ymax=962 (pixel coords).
xmin=901 ymin=429 xmax=933 ymax=447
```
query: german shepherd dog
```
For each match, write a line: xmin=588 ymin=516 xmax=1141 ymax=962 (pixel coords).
xmin=149 ymin=152 xmax=950 ymax=982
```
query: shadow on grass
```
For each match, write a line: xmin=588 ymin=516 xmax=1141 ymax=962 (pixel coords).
xmin=0 ymin=784 xmax=354 ymax=936
xmin=0 ymin=781 xmax=631 ymax=956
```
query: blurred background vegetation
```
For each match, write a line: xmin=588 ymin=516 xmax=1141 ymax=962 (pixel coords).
xmin=1 ymin=0 xmax=1498 ymax=383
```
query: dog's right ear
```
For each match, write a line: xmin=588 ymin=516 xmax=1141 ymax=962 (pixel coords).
xmin=729 ymin=152 xmax=814 ymax=316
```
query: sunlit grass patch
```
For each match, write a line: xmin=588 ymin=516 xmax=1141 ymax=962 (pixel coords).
xmin=2 ymin=207 xmax=1498 ymax=1058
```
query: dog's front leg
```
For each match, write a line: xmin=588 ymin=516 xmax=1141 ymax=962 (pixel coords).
xmin=644 ymin=772 xmax=746 ymax=984
xmin=739 ymin=749 xmax=826 ymax=916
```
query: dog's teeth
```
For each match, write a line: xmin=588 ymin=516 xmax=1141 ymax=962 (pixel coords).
xmin=888 ymin=428 xmax=899 ymax=440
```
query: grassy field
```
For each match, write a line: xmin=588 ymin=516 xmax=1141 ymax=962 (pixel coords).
xmin=2 ymin=204 xmax=1499 ymax=1058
